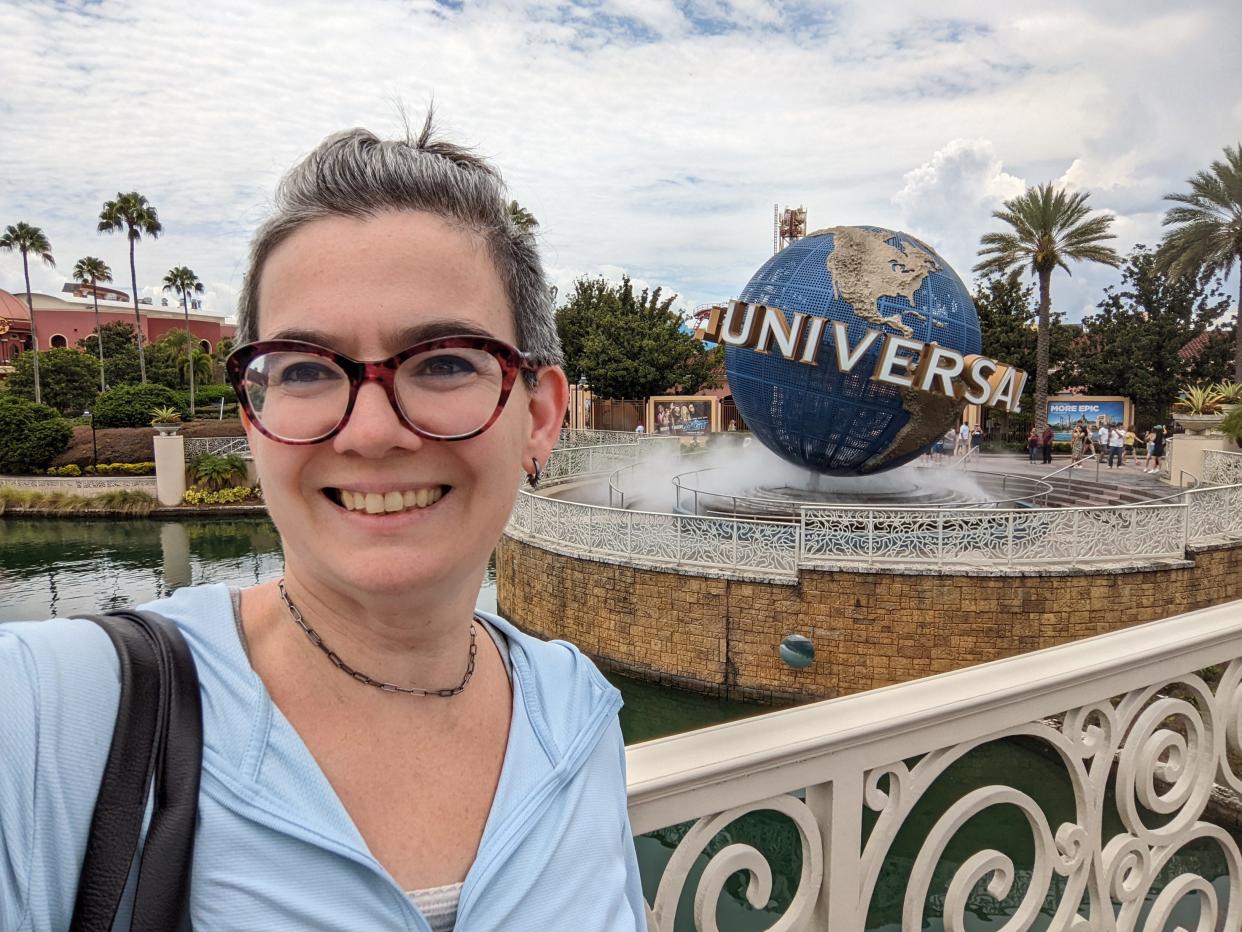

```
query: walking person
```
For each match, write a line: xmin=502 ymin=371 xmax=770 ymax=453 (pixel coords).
xmin=1071 ymin=425 xmax=1086 ymax=469
xmin=1142 ymin=428 xmax=1156 ymax=472
xmin=1142 ymin=429 xmax=1162 ymax=477
xmin=1123 ymin=426 xmax=1137 ymax=467
xmin=1041 ymin=424 xmax=1054 ymax=465
xmin=955 ymin=421 xmax=971 ymax=457
xmin=0 ymin=117 xmax=646 ymax=930
xmin=1107 ymin=424 xmax=1125 ymax=469
xmin=1027 ymin=427 xmax=1040 ymax=464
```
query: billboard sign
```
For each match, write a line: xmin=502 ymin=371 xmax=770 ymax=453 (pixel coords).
xmin=1047 ymin=397 xmax=1130 ymax=442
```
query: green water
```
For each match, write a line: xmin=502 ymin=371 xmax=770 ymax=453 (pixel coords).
xmin=1 ymin=517 xmax=1236 ymax=929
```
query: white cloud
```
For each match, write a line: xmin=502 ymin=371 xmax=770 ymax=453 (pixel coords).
xmin=893 ymin=138 xmax=1026 ymax=279
xmin=0 ymin=0 xmax=1238 ymax=327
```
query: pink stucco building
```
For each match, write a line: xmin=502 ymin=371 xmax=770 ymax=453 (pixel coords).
xmin=0 ymin=284 xmax=236 ymax=369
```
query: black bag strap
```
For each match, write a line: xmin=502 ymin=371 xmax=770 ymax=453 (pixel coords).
xmin=69 ymin=610 xmax=203 ymax=932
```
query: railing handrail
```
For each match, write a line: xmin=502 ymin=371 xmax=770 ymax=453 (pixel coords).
xmin=1041 ymin=452 xmax=1097 ymax=483
xmin=669 ymin=464 xmax=1054 ymax=512
xmin=626 ymin=598 xmax=1242 ymax=833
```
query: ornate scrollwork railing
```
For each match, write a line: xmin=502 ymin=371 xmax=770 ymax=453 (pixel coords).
xmin=1204 ymin=450 xmax=1242 ymax=488
xmin=628 ymin=600 xmax=1242 ymax=931
xmin=183 ymin=436 xmax=251 ymax=458
xmin=510 ymin=436 xmax=1242 ymax=573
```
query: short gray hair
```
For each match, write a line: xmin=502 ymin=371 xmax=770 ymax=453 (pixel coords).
xmin=237 ymin=113 xmax=561 ymax=387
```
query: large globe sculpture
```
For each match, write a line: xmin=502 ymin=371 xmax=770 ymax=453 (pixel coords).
xmin=727 ymin=226 xmax=982 ymax=475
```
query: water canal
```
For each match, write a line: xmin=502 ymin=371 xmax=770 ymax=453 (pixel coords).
xmin=1 ymin=517 xmax=1235 ymax=929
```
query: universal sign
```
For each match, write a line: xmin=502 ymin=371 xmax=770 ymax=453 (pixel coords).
xmin=697 ymin=299 xmax=1028 ymax=414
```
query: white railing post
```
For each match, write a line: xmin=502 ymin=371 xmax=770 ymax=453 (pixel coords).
xmin=807 ymin=773 xmax=864 ymax=930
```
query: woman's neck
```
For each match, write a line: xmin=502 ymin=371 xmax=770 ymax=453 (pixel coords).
xmin=245 ymin=568 xmax=484 ymax=696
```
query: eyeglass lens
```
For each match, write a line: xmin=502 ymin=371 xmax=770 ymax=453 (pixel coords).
xmin=242 ymin=347 xmax=506 ymax=441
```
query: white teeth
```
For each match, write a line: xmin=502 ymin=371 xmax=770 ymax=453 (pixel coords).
xmin=337 ymin=487 xmax=444 ymax=514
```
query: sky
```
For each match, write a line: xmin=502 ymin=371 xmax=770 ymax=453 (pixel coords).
xmin=1 ymin=0 xmax=1240 ymax=328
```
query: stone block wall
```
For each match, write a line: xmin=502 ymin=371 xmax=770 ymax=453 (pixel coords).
xmin=495 ymin=537 xmax=1242 ymax=703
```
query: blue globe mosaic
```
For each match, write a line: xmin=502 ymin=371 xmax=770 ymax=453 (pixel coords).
xmin=727 ymin=226 xmax=982 ymax=475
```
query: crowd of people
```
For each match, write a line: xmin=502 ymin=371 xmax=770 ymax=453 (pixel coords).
xmin=1025 ymin=422 xmax=1168 ymax=473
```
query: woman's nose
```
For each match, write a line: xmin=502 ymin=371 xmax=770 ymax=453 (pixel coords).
xmin=332 ymin=380 xmax=422 ymax=455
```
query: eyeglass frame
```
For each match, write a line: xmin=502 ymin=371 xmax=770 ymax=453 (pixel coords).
xmin=225 ymin=335 xmax=539 ymax=445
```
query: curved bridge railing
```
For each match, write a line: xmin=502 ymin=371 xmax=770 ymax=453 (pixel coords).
xmin=507 ymin=435 xmax=1242 ymax=575
xmin=628 ymin=598 xmax=1242 ymax=930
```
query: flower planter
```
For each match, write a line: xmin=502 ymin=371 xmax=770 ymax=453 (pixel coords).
xmin=1173 ymin=412 xmax=1225 ymax=435
xmin=152 ymin=423 xmax=183 ymax=437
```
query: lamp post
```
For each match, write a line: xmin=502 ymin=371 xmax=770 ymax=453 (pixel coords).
xmin=83 ymin=409 xmax=97 ymax=468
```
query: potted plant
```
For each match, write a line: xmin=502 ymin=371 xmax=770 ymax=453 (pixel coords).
xmin=1221 ymin=404 xmax=1242 ymax=450
xmin=1173 ymin=384 xmax=1226 ymax=434
xmin=150 ymin=406 xmax=183 ymax=436
xmin=1214 ymin=380 xmax=1242 ymax=414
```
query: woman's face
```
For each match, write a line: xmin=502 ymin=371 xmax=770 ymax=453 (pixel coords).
xmin=246 ymin=210 xmax=564 ymax=599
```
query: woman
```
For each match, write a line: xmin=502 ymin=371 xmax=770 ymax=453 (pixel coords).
xmin=0 ymin=119 xmax=646 ymax=930
xmin=1070 ymin=424 xmax=1086 ymax=468
xmin=1143 ymin=428 xmax=1157 ymax=472
xmin=1148 ymin=425 xmax=1166 ymax=474
xmin=1026 ymin=427 xmax=1040 ymax=464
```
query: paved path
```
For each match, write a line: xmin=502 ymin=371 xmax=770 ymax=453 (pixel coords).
xmin=957 ymin=450 xmax=1172 ymax=493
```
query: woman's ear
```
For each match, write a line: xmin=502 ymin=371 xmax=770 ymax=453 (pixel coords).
xmin=525 ymin=366 xmax=569 ymax=466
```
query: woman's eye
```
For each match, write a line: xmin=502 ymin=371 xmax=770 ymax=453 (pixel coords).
xmin=417 ymin=355 xmax=477 ymax=378
xmin=280 ymin=362 xmax=338 ymax=383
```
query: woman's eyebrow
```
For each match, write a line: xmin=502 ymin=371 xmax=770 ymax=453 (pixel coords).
xmin=267 ymin=320 xmax=498 ymax=349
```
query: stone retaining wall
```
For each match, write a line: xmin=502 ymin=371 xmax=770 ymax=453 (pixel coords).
xmin=496 ymin=535 xmax=1242 ymax=703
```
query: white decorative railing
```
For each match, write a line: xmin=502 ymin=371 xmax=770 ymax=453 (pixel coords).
xmin=628 ymin=599 xmax=1242 ymax=930
xmin=508 ymin=438 xmax=1242 ymax=573
xmin=183 ymin=436 xmax=251 ymax=458
xmin=1205 ymin=450 xmax=1242 ymax=487
xmin=799 ymin=502 xmax=1188 ymax=569
xmin=0 ymin=476 xmax=156 ymax=493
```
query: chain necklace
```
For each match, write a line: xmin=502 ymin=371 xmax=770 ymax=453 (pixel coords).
xmin=277 ymin=579 xmax=477 ymax=697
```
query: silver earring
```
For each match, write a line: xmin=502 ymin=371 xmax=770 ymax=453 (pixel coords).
xmin=527 ymin=458 xmax=541 ymax=488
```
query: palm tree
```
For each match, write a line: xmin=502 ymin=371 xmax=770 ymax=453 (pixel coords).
xmin=974 ymin=183 xmax=1121 ymax=432
xmin=0 ymin=222 xmax=55 ymax=404
xmin=163 ymin=265 xmax=204 ymax=414
xmin=72 ymin=256 xmax=113 ymax=391
xmin=1157 ymin=143 xmax=1242 ymax=383
xmin=507 ymin=200 xmax=538 ymax=233
xmin=98 ymin=192 xmax=162 ymax=383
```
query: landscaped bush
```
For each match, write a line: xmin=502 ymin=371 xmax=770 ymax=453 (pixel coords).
xmin=0 ymin=486 xmax=156 ymax=515
xmin=46 ymin=464 xmax=83 ymax=477
xmin=182 ymin=486 xmax=261 ymax=505
xmin=0 ymin=395 xmax=73 ymax=475
xmin=92 ymin=383 xmax=186 ymax=428
xmin=83 ymin=462 xmax=156 ymax=476
xmin=188 ymin=453 xmax=249 ymax=490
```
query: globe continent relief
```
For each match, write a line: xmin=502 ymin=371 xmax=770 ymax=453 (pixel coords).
xmin=726 ymin=226 xmax=983 ymax=475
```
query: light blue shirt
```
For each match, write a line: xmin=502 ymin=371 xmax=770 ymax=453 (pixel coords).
xmin=0 ymin=584 xmax=646 ymax=930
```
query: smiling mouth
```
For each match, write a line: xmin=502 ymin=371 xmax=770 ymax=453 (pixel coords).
xmin=323 ymin=486 xmax=450 ymax=515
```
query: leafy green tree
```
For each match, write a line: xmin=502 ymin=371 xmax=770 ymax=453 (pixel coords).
xmin=0 ymin=222 xmax=55 ymax=404
xmin=974 ymin=183 xmax=1121 ymax=431
xmin=9 ymin=348 xmax=101 ymax=416
xmin=555 ymin=276 xmax=717 ymax=399
xmin=507 ymin=200 xmax=538 ymax=232
xmin=72 ymin=256 xmax=113 ymax=391
xmin=1068 ymin=245 xmax=1232 ymax=427
xmin=973 ymin=275 xmax=1077 ymax=402
xmin=98 ymin=192 xmax=162 ymax=383
xmin=0 ymin=395 xmax=72 ymax=474
xmin=1157 ymin=142 xmax=1242 ymax=382
xmin=92 ymin=382 xmax=186 ymax=428
xmin=162 ymin=265 xmax=205 ymax=413
xmin=79 ymin=320 xmax=140 ymax=387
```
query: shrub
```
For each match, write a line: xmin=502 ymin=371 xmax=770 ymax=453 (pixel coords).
xmin=0 ymin=486 xmax=155 ymax=515
xmin=189 ymin=384 xmax=237 ymax=405
xmin=93 ymin=384 xmax=186 ymax=428
xmin=8 ymin=347 xmax=101 ymax=416
xmin=182 ymin=486 xmax=261 ymax=505
xmin=46 ymin=464 xmax=83 ymax=477
xmin=96 ymin=461 xmax=156 ymax=476
xmin=0 ymin=395 xmax=73 ymax=475
xmin=188 ymin=453 xmax=249 ymax=490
